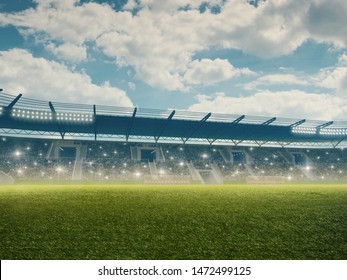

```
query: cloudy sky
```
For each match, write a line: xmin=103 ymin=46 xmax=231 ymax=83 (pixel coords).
xmin=0 ymin=0 xmax=347 ymax=120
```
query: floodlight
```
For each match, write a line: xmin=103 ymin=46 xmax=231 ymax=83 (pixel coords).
xmin=159 ymin=169 xmax=165 ymax=175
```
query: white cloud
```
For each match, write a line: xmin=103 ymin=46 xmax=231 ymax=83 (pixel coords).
xmin=0 ymin=49 xmax=133 ymax=106
xmin=1 ymin=0 xmax=347 ymax=92
xmin=317 ymin=67 xmax=347 ymax=94
xmin=45 ymin=42 xmax=87 ymax=62
xmin=123 ymin=0 xmax=139 ymax=10
xmin=0 ymin=0 xmax=124 ymax=44
xmin=183 ymin=58 xmax=254 ymax=85
xmin=188 ymin=91 xmax=347 ymax=120
xmin=338 ymin=54 xmax=347 ymax=66
xmin=313 ymin=54 xmax=347 ymax=95
xmin=244 ymin=74 xmax=309 ymax=90
xmin=305 ymin=0 xmax=347 ymax=48
xmin=128 ymin=82 xmax=136 ymax=90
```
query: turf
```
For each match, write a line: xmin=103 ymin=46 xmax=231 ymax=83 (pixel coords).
xmin=0 ymin=183 xmax=346 ymax=260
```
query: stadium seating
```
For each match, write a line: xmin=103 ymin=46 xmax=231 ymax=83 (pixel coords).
xmin=1 ymin=136 xmax=347 ymax=183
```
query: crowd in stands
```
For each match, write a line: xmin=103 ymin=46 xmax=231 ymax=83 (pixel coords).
xmin=155 ymin=161 xmax=190 ymax=176
xmin=247 ymin=147 xmax=305 ymax=181
xmin=0 ymin=137 xmax=74 ymax=180
xmin=1 ymin=136 xmax=347 ymax=183
xmin=82 ymin=159 xmax=150 ymax=180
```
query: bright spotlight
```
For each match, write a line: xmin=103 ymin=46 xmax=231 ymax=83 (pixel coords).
xmin=56 ymin=166 xmax=63 ymax=173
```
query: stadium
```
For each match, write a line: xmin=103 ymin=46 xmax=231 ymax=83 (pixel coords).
xmin=0 ymin=91 xmax=347 ymax=260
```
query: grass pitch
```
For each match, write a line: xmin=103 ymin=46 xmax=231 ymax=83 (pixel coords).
xmin=0 ymin=183 xmax=346 ymax=260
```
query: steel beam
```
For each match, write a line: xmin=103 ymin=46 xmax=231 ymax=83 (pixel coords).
xmin=289 ymin=119 xmax=305 ymax=127
xmin=154 ymin=110 xmax=175 ymax=142
xmin=183 ymin=113 xmax=211 ymax=144
xmin=49 ymin=101 xmax=65 ymax=139
xmin=126 ymin=107 xmax=137 ymax=142
xmin=332 ymin=135 xmax=347 ymax=148
xmin=207 ymin=115 xmax=245 ymax=144
xmin=262 ymin=117 xmax=276 ymax=126
xmin=6 ymin=94 xmax=22 ymax=109
xmin=317 ymin=121 xmax=333 ymax=129
xmin=93 ymin=104 xmax=97 ymax=141
xmin=235 ymin=117 xmax=276 ymax=145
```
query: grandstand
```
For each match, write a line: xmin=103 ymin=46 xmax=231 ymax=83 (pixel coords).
xmin=1 ymin=92 xmax=347 ymax=184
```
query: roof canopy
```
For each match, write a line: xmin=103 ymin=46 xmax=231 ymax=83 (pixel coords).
xmin=1 ymin=92 xmax=346 ymax=148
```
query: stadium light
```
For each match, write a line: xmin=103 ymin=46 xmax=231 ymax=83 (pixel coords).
xmin=159 ymin=169 xmax=165 ymax=175
xmin=292 ymin=126 xmax=317 ymax=135
xmin=319 ymin=127 xmax=347 ymax=136
xmin=11 ymin=108 xmax=92 ymax=123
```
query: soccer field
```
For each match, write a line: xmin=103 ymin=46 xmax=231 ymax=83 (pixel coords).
xmin=0 ymin=183 xmax=346 ymax=260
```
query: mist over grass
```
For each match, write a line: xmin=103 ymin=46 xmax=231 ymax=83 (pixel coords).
xmin=0 ymin=184 xmax=346 ymax=259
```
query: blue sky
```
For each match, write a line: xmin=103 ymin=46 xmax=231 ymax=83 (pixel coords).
xmin=0 ymin=0 xmax=347 ymax=120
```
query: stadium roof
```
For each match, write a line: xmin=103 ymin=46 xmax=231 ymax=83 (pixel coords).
xmin=1 ymin=92 xmax=347 ymax=148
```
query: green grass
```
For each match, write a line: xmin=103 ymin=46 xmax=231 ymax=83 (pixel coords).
xmin=0 ymin=183 xmax=347 ymax=260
